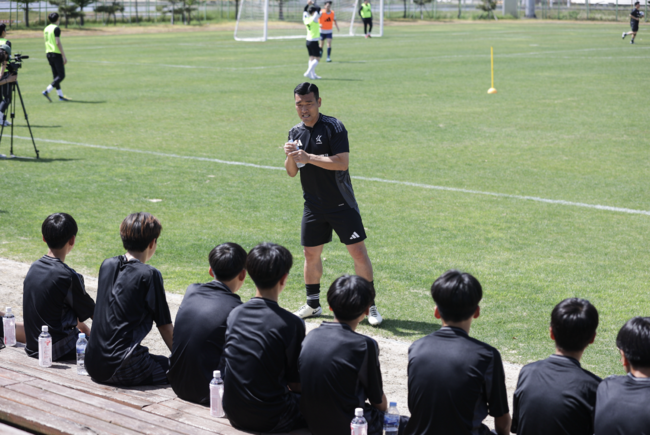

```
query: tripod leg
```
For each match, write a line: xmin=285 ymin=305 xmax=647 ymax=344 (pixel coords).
xmin=9 ymin=82 xmax=14 ymax=156
xmin=14 ymin=82 xmax=39 ymax=159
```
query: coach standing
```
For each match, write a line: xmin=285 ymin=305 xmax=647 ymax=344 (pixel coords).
xmin=284 ymin=82 xmax=383 ymax=326
xmin=42 ymin=13 xmax=69 ymax=102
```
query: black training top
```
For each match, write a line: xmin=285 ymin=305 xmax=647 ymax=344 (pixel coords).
xmin=299 ymin=322 xmax=384 ymax=435
xmin=631 ymin=8 xmax=643 ymax=23
xmin=512 ymin=354 xmax=601 ymax=435
xmin=168 ymin=280 xmax=242 ymax=405
xmin=222 ymin=297 xmax=305 ymax=432
xmin=288 ymin=113 xmax=359 ymax=214
xmin=594 ymin=373 xmax=650 ymax=435
xmin=405 ymin=326 xmax=509 ymax=435
xmin=22 ymin=256 xmax=95 ymax=359
xmin=85 ymin=256 xmax=172 ymax=383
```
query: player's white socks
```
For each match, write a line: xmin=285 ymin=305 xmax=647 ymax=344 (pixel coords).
xmin=308 ymin=59 xmax=319 ymax=77
xmin=56 ymin=89 xmax=63 ymax=97
xmin=45 ymin=85 xmax=53 ymax=93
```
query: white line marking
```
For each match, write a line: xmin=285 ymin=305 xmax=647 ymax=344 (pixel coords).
xmin=12 ymin=135 xmax=650 ymax=217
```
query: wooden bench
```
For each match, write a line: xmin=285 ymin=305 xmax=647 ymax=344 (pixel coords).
xmin=0 ymin=344 xmax=310 ymax=435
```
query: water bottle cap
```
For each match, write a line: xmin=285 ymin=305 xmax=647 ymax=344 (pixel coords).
xmin=214 ymin=370 xmax=221 ymax=378
xmin=79 ymin=333 xmax=86 ymax=338
xmin=355 ymin=408 xmax=363 ymax=417
xmin=42 ymin=325 xmax=48 ymax=332
xmin=390 ymin=402 xmax=397 ymax=407
xmin=5 ymin=307 xmax=11 ymax=312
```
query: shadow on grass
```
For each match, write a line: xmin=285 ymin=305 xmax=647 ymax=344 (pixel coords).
xmin=319 ymin=78 xmax=363 ymax=81
xmin=1 ymin=156 xmax=78 ymax=163
xmin=64 ymin=100 xmax=107 ymax=104
xmin=13 ymin=125 xmax=62 ymax=128
xmin=0 ymin=210 xmax=7 ymax=214
xmin=377 ymin=318 xmax=441 ymax=339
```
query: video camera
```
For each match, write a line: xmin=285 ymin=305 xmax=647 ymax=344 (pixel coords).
xmin=7 ymin=54 xmax=28 ymax=75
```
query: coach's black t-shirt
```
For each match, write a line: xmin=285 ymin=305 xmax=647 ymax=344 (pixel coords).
xmin=299 ymin=322 xmax=384 ymax=435
xmin=85 ymin=256 xmax=172 ymax=383
xmin=222 ymin=297 xmax=305 ymax=432
xmin=512 ymin=354 xmax=601 ymax=435
xmin=168 ymin=280 xmax=242 ymax=404
xmin=288 ymin=113 xmax=359 ymax=214
xmin=22 ymin=256 xmax=95 ymax=360
xmin=405 ymin=326 xmax=509 ymax=435
xmin=594 ymin=373 xmax=650 ymax=435
xmin=631 ymin=8 xmax=642 ymax=24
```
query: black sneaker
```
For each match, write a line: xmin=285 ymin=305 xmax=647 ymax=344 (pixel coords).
xmin=59 ymin=95 xmax=70 ymax=101
xmin=631 ymin=39 xmax=635 ymax=44
xmin=42 ymin=91 xmax=52 ymax=102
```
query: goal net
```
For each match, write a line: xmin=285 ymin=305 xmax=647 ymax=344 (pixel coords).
xmin=234 ymin=0 xmax=383 ymax=41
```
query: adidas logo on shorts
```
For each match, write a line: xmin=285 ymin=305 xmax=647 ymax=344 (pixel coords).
xmin=350 ymin=232 xmax=360 ymax=240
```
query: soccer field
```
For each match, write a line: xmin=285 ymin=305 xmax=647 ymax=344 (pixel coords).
xmin=1 ymin=21 xmax=648 ymax=376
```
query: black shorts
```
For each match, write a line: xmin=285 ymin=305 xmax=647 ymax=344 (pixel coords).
xmin=631 ymin=22 xmax=639 ymax=32
xmin=320 ymin=32 xmax=333 ymax=40
xmin=301 ymin=207 xmax=367 ymax=247
xmin=306 ymin=40 xmax=321 ymax=57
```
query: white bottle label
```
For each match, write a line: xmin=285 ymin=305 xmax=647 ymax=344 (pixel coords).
xmin=210 ymin=384 xmax=225 ymax=418
xmin=351 ymin=423 xmax=367 ymax=435
xmin=3 ymin=318 xmax=15 ymax=346
xmin=39 ymin=337 xmax=52 ymax=367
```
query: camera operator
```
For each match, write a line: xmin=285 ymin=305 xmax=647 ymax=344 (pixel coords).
xmin=42 ymin=13 xmax=69 ymax=102
xmin=0 ymin=24 xmax=13 ymax=127
xmin=0 ymin=48 xmax=17 ymax=125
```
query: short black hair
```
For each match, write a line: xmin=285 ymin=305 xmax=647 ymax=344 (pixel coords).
xmin=324 ymin=1 xmax=332 ymax=4
xmin=48 ymin=12 xmax=59 ymax=23
xmin=550 ymin=298 xmax=599 ymax=352
xmin=616 ymin=317 xmax=650 ymax=369
xmin=327 ymin=275 xmax=375 ymax=321
xmin=0 ymin=50 xmax=7 ymax=64
xmin=308 ymin=4 xmax=320 ymax=13
xmin=0 ymin=24 xmax=7 ymax=34
xmin=634 ymin=1 xmax=640 ymax=5
xmin=431 ymin=270 xmax=482 ymax=322
xmin=294 ymin=82 xmax=319 ymax=102
xmin=246 ymin=242 xmax=293 ymax=290
xmin=209 ymin=242 xmax=247 ymax=282
xmin=41 ymin=213 xmax=78 ymax=250
xmin=120 ymin=212 xmax=162 ymax=252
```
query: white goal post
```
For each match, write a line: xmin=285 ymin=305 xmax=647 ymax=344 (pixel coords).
xmin=234 ymin=0 xmax=383 ymax=41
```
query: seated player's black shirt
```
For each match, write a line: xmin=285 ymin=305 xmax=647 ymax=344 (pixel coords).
xmin=222 ymin=297 xmax=305 ymax=432
xmin=288 ymin=113 xmax=359 ymax=214
xmin=594 ymin=373 xmax=650 ymax=435
xmin=405 ymin=326 xmax=509 ymax=435
xmin=22 ymin=255 xmax=95 ymax=360
xmin=168 ymin=280 xmax=242 ymax=404
xmin=299 ymin=322 xmax=384 ymax=435
xmin=512 ymin=354 xmax=601 ymax=435
xmin=85 ymin=256 xmax=172 ymax=383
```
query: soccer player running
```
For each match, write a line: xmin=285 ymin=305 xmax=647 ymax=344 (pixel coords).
xmin=359 ymin=0 xmax=373 ymax=38
xmin=284 ymin=82 xmax=383 ymax=326
xmin=622 ymin=1 xmax=643 ymax=44
xmin=319 ymin=1 xmax=339 ymax=63
xmin=42 ymin=13 xmax=69 ymax=102
xmin=303 ymin=5 xmax=322 ymax=80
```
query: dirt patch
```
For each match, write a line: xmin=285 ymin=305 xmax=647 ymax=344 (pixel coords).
xmin=0 ymin=256 xmax=520 ymax=424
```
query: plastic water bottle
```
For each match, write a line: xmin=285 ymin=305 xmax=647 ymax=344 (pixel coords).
xmin=383 ymin=402 xmax=400 ymax=434
xmin=293 ymin=140 xmax=305 ymax=168
xmin=351 ymin=408 xmax=368 ymax=435
xmin=76 ymin=333 xmax=88 ymax=375
xmin=210 ymin=370 xmax=225 ymax=417
xmin=38 ymin=326 xmax=52 ymax=367
xmin=3 ymin=307 xmax=15 ymax=346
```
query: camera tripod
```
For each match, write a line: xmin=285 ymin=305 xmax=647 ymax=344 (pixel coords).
xmin=0 ymin=77 xmax=39 ymax=159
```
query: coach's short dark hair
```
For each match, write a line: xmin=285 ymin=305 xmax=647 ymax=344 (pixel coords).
xmin=294 ymin=82 xmax=319 ymax=101
xmin=120 ymin=212 xmax=162 ymax=252
xmin=209 ymin=242 xmax=247 ymax=282
xmin=0 ymin=24 xmax=7 ymax=35
xmin=616 ymin=317 xmax=650 ymax=369
xmin=634 ymin=1 xmax=640 ymax=5
xmin=42 ymin=213 xmax=78 ymax=250
xmin=431 ymin=270 xmax=482 ymax=322
xmin=246 ymin=242 xmax=293 ymax=290
xmin=328 ymin=275 xmax=375 ymax=321
xmin=48 ymin=12 xmax=59 ymax=23
xmin=550 ymin=298 xmax=599 ymax=352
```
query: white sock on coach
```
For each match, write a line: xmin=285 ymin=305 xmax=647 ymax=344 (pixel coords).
xmin=45 ymin=85 xmax=53 ymax=93
xmin=56 ymin=89 xmax=63 ymax=97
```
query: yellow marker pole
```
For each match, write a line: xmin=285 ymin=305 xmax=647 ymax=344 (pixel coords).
xmin=488 ymin=46 xmax=497 ymax=94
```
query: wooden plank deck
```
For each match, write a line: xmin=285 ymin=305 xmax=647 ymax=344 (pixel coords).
xmin=0 ymin=344 xmax=311 ymax=435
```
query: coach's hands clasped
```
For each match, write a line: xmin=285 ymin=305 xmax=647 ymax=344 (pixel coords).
xmin=284 ymin=141 xmax=310 ymax=165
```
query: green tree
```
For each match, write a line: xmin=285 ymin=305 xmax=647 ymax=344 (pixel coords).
xmin=48 ymin=0 xmax=80 ymax=28
xmin=69 ymin=0 xmax=95 ymax=25
xmin=94 ymin=0 xmax=123 ymax=24
xmin=15 ymin=0 xmax=40 ymax=27
xmin=181 ymin=0 xmax=198 ymax=24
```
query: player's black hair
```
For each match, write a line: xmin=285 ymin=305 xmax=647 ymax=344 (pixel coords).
xmin=634 ymin=1 xmax=640 ymax=5
xmin=48 ymin=12 xmax=60 ymax=23
xmin=616 ymin=317 xmax=650 ymax=369
xmin=246 ymin=242 xmax=293 ymax=290
xmin=550 ymin=298 xmax=599 ymax=352
xmin=308 ymin=5 xmax=321 ymax=13
xmin=324 ymin=1 xmax=332 ymax=5
xmin=120 ymin=212 xmax=162 ymax=252
xmin=294 ymin=82 xmax=319 ymax=101
xmin=209 ymin=242 xmax=247 ymax=282
xmin=0 ymin=50 xmax=7 ymax=64
xmin=431 ymin=270 xmax=482 ymax=322
xmin=327 ymin=274 xmax=375 ymax=321
xmin=0 ymin=24 xmax=7 ymax=35
xmin=42 ymin=213 xmax=78 ymax=250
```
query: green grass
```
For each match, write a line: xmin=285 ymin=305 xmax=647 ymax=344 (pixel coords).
xmin=1 ymin=21 xmax=648 ymax=376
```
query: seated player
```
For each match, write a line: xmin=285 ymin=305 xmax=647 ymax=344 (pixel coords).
xmin=594 ymin=317 xmax=650 ymax=434
xmin=168 ymin=242 xmax=247 ymax=405
xmin=404 ymin=270 xmax=511 ymax=435
xmin=222 ymin=242 xmax=307 ymax=433
xmin=300 ymin=274 xmax=409 ymax=435
xmin=22 ymin=213 xmax=95 ymax=360
xmin=85 ymin=212 xmax=173 ymax=386
xmin=511 ymin=298 xmax=601 ymax=435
